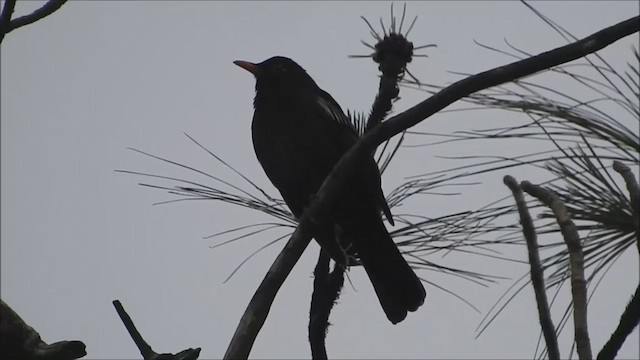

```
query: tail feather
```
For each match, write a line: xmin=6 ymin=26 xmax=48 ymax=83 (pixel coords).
xmin=354 ymin=219 xmax=426 ymax=324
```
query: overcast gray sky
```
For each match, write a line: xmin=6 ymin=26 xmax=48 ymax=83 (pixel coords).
xmin=1 ymin=1 xmax=638 ymax=359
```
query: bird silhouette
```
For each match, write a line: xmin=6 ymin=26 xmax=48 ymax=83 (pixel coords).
xmin=234 ymin=56 xmax=425 ymax=323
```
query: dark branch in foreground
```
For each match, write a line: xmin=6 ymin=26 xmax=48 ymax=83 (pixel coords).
xmin=0 ymin=298 xmax=86 ymax=360
xmin=309 ymin=252 xmax=331 ymax=360
xmin=0 ymin=0 xmax=67 ymax=43
xmin=223 ymin=223 xmax=315 ymax=359
xmin=521 ymin=182 xmax=592 ymax=360
xmin=308 ymin=251 xmax=344 ymax=360
xmin=112 ymin=300 xmax=201 ymax=360
xmin=0 ymin=0 xmax=16 ymax=43
xmin=223 ymin=15 xmax=639 ymax=360
xmin=504 ymin=176 xmax=560 ymax=360
xmin=597 ymin=284 xmax=640 ymax=360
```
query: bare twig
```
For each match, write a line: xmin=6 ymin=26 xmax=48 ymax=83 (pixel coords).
xmin=504 ymin=176 xmax=560 ymax=360
xmin=112 ymin=300 xmax=201 ymax=360
xmin=223 ymin=16 xmax=638 ymax=360
xmin=0 ymin=0 xmax=16 ymax=43
xmin=0 ymin=0 xmax=67 ymax=43
xmin=113 ymin=300 xmax=155 ymax=360
xmin=0 ymin=298 xmax=86 ymax=360
xmin=521 ymin=181 xmax=592 ymax=360
xmin=613 ymin=160 xmax=640 ymax=251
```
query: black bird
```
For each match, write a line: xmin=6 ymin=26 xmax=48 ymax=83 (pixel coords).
xmin=234 ymin=56 xmax=425 ymax=324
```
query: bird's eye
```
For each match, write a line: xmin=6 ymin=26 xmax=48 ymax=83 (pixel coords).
xmin=273 ymin=64 xmax=287 ymax=73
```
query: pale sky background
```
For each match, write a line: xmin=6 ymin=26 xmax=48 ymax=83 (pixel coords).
xmin=1 ymin=1 xmax=639 ymax=359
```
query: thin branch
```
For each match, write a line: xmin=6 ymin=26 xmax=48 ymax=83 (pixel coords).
xmin=222 ymin=16 xmax=638 ymax=360
xmin=1 ymin=0 xmax=67 ymax=42
xmin=521 ymin=181 xmax=592 ymax=360
xmin=503 ymin=176 xmax=560 ymax=360
xmin=113 ymin=300 xmax=155 ymax=360
xmin=112 ymin=300 xmax=201 ymax=360
xmin=613 ymin=160 xmax=640 ymax=252
xmin=0 ymin=0 xmax=16 ymax=43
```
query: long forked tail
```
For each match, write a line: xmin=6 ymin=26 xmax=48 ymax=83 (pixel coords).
xmin=355 ymin=219 xmax=426 ymax=324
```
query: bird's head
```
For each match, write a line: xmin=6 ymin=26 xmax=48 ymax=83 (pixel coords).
xmin=234 ymin=56 xmax=318 ymax=93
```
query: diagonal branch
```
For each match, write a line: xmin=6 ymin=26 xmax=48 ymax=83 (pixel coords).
xmin=223 ymin=222 xmax=315 ymax=359
xmin=0 ymin=0 xmax=67 ymax=43
xmin=113 ymin=300 xmax=155 ymax=360
xmin=521 ymin=181 xmax=592 ymax=360
xmin=596 ymin=283 xmax=640 ymax=360
xmin=223 ymin=16 xmax=639 ymax=360
xmin=112 ymin=300 xmax=201 ymax=360
xmin=504 ymin=176 xmax=560 ymax=360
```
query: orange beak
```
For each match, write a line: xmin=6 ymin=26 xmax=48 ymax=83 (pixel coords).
xmin=233 ymin=60 xmax=260 ymax=76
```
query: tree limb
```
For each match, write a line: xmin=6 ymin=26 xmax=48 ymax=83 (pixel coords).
xmin=0 ymin=298 xmax=86 ymax=360
xmin=223 ymin=223 xmax=315 ymax=359
xmin=309 ymin=251 xmax=331 ymax=360
xmin=504 ymin=176 xmax=560 ymax=360
xmin=308 ymin=251 xmax=344 ymax=360
xmin=521 ymin=181 xmax=592 ymax=360
xmin=222 ymin=16 xmax=639 ymax=360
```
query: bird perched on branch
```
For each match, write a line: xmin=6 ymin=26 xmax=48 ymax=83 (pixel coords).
xmin=234 ymin=56 xmax=425 ymax=324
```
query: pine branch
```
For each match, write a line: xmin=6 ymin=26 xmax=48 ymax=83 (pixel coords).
xmin=596 ymin=161 xmax=640 ymax=360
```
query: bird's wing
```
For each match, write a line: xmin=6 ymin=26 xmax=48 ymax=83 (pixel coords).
xmin=315 ymin=89 xmax=360 ymax=134
xmin=311 ymin=89 xmax=395 ymax=226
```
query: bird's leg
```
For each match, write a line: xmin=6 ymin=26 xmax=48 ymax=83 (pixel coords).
xmin=310 ymin=222 xmax=349 ymax=267
xmin=335 ymin=225 xmax=361 ymax=267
